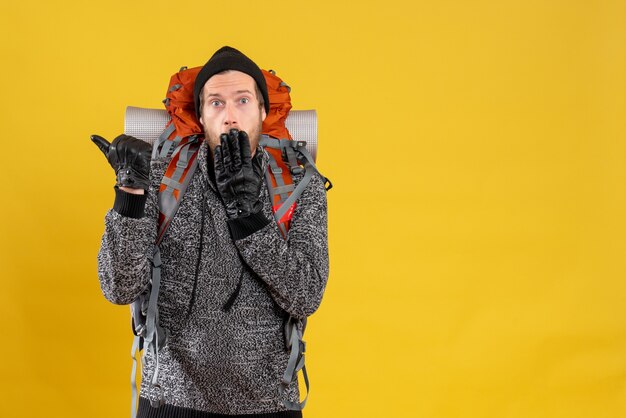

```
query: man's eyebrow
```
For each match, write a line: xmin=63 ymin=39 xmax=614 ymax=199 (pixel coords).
xmin=205 ymin=90 xmax=253 ymax=98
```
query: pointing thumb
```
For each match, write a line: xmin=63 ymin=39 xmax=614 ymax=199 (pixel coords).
xmin=90 ymin=134 xmax=110 ymax=158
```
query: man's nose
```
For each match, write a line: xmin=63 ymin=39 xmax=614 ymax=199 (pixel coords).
xmin=223 ymin=102 xmax=238 ymax=128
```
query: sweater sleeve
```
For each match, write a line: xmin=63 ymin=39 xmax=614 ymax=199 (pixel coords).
xmin=96 ymin=162 xmax=162 ymax=305
xmin=234 ymin=172 xmax=330 ymax=319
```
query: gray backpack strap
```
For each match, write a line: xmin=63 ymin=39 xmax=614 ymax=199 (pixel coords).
xmin=262 ymin=148 xmax=294 ymax=238
xmin=278 ymin=141 xmax=318 ymax=223
xmin=151 ymin=123 xmax=176 ymax=160
xmin=156 ymin=138 xmax=201 ymax=243
xmin=280 ymin=317 xmax=309 ymax=410
xmin=144 ymin=245 xmax=166 ymax=408
xmin=260 ymin=136 xmax=328 ymax=411
xmin=159 ymin=135 xmax=183 ymax=160
xmin=129 ymin=245 xmax=168 ymax=418
xmin=266 ymin=151 xmax=293 ymax=204
xmin=259 ymin=136 xmax=321 ymax=227
xmin=263 ymin=171 xmax=288 ymax=239
xmin=129 ymin=137 xmax=202 ymax=417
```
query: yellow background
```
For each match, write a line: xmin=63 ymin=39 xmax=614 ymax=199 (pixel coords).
xmin=0 ymin=0 xmax=625 ymax=417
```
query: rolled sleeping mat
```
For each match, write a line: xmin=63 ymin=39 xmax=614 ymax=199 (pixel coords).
xmin=124 ymin=106 xmax=319 ymax=161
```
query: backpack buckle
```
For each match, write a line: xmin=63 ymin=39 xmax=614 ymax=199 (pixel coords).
xmin=324 ymin=177 xmax=333 ymax=191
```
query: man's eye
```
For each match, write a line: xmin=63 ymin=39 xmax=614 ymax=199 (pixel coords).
xmin=239 ymin=97 xmax=250 ymax=104
xmin=211 ymin=100 xmax=222 ymax=107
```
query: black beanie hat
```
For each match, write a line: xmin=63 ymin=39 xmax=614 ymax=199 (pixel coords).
xmin=193 ymin=46 xmax=270 ymax=119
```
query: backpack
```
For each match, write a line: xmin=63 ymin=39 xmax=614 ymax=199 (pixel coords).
xmin=128 ymin=66 xmax=331 ymax=418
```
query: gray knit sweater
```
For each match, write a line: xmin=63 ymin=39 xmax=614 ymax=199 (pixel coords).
xmin=97 ymin=139 xmax=329 ymax=415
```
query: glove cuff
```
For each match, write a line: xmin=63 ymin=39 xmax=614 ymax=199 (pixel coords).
xmin=227 ymin=210 xmax=271 ymax=240
xmin=113 ymin=186 xmax=148 ymax=218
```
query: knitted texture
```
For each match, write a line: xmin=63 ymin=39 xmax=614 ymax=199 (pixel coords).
xmin=97 ymin=140 xmax=329 ymax=414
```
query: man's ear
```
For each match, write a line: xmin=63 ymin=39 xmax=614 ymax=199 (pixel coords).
xmin=261 ymin=106 xmax=267 ymax=122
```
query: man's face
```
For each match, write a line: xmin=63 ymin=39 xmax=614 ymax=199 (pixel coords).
xmin=199 ymin=70 xmax=266 ymax=156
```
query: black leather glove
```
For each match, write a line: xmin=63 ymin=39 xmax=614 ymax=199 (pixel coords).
xmin=91 ymin=134 xmax=152 ymax=191
xmin=214 ymin=129 xmax=265 ymax=218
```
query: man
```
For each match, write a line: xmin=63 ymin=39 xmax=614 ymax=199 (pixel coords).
xmin=93 ymin=46 xmax=329 ymax=417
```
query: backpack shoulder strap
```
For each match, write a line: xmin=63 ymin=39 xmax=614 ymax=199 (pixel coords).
xmin=261 ymin=135 xmax=328 ymax=225
xmin=130 ymin=134 xmax=202 ymax=418
xmin=260 ymin=135 xmax=332 ymax=411
xmin=281 ymin=316 xmax=309 ymax=410
xmin=155 ymin=136 xmax=202 ymax=244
